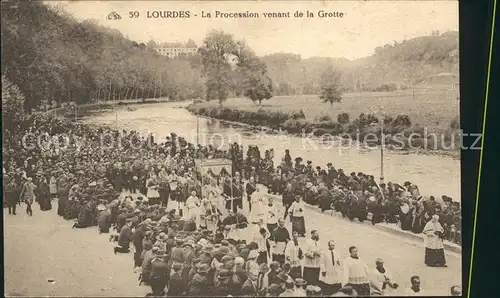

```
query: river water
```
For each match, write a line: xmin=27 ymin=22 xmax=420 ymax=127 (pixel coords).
xmin=82 ymin=102 xmax=461 ymax=201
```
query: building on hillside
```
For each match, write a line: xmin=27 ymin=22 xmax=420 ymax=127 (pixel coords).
xmin=155 ymin=47 xmax=198 ymax=58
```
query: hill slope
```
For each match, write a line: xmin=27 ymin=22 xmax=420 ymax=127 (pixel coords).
xmin=262 ymin=31 xmax=459 ymax=94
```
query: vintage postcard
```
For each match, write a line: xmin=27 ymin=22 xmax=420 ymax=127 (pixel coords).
xmin=2 ymin=0 xmax=461 ymax=297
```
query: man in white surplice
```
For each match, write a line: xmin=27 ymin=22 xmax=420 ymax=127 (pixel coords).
xmin=185 ymin=190 xmax=201 ymax=226
xmin=320 ymin=240 xmax=342 ymax=296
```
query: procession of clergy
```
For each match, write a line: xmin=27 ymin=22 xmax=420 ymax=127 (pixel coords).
xmin=3 ymin=113 xmax=460 ymax=297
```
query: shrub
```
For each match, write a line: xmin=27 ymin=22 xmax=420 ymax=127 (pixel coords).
xmin=318 ymin=115 xmax=333 ymax=122
xmin=291 ymin=109 xmax=306 ymax=120
xmin=394 ymin=114 xmax=412 ymax=128
xmin=337 ymin=112 xmax=350 ymax=124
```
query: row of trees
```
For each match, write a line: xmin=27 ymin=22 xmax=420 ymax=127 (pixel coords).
xmin=1 ymin=1 xmax=282 ymax=117
xmin=2 ymin=1 xmax=205 ymax=114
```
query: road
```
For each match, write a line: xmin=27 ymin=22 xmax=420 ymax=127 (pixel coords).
xmin=4 ymin=199 xmax=461 ymax=296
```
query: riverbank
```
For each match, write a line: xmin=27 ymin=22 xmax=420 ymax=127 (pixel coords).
xmin=187 ymin=105 xmax=460 ymax=159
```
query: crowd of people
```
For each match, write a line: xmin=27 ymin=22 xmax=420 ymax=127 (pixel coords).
xmin=3 ymin=112 xmax=462 ymax=296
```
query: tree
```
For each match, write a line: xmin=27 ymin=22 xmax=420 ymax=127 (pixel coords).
xmin=199 ymin=30 xmax=237 ymax=105
xmin=1 ymin=0 xmax=205 ymax=109
xmin=146 ymin=39 xmax=158 ymax=49
xmin=233 ymin=40 xmax=273 ymax=105
xmin=319 ymin=65 xmax=343 ymax=104
xmin=2 ymin=76 xmax=26 ymax=131
xmin=185 ymin=38 xmax=197 ymax=48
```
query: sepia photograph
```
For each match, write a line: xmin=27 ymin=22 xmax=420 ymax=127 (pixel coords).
xmin=2 ymin=0 xmax=462 ymax=296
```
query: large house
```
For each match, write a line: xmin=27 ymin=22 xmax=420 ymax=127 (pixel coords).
xmin=155 ymin=47 xmax=198 ymax=58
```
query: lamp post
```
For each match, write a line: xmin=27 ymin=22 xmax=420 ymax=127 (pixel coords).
xmin=371 ymin=117 xmax=385 ymax=184
xmin=380 ymin=123 xmax=385 ymax=184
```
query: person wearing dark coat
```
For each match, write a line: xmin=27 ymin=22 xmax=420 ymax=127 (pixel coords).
xmin=37 ymin=177 xmax=51 ymax=211
xmin=133 ymin=221 xmax=147 ymax=268
xmin=188 ymin=264 xmax=212 ymax=296
xmin=158 ymin=180 xmax=171 ymax=208
xmin=97 ymin=205 xmax=111 ymax=233
xmin=282 ymin=183 xmax=295 ymax=220
xmin=167 ymin=263 xmax=186 ymax=296
xmin=240 ymin=272 xmax=258 ymax=297
xmin=116 ymin=211 xmax=127 ymax=232
xmin=72 ymin=200 xmax=92 ymax=228
xmin=5 ymin=178 xmax=19 ymax=215
xmin=246 ymin=178 xmax=257 ymax=212
xmin=114 ymin=219 xmax=132 ymax=254
xmin=232 ymin=180 xmax=244 ymax=213
xmin=149 ymin=253 xmax=169 ymax=296
xmin=213 ymin=269 xmax=232 ymax=297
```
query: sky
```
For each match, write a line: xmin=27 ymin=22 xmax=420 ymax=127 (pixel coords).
xmin=51 ymin=0 xmax=458 ymax=59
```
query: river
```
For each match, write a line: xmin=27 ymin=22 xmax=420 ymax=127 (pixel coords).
xmin=82 ymin=102 xmax=461 ymax=201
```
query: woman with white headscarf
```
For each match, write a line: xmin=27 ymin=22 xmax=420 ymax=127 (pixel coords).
xmin=422 ymin=214 xmax=447 ymax=267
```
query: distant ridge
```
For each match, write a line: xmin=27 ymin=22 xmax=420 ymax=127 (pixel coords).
xmin=261 ymin=31 xmax=459 ymax=93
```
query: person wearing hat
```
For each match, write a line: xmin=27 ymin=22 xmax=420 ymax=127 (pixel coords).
xmin=294 ymin=278 xmax=307 ymax=296
xmin=228 ymin=256 xmax=247 ymax=296
xmin=4 ymin=176 xmax=19 ymax=215
xmin=213 ymin=269 xmax=232 ymax=296
xmin=182 ymin=240 xmax=196 ymax=289
xmin=245 ymin=250 xmax=260 ymax=277
xmin=422 ymin=214 xmax=447 ymax=267
xmin=19 ymin=176 xmax=36 ymax=216
xmin=188 ymin=258 xmax=201 ymax=281
xmin=169 ymin=235 xmax=186 ymax=274
xmin=199 ymin=244 xmax=214 ymax=265
xmin=268 ymin=283 xmax=285 ymax=297
xmin=188 ymin=263 xmax=213 ymax=296
xmin=148 ymin=248 xmax=169 ymax=296
xmin=280 ymin=278 xmax=296 ymax=297
xmin=167 ymin=263 xmax=187 ymax=296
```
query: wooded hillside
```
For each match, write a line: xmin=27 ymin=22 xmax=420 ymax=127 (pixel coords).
xmin=262 ymin=31 xmax=459 ymax=95
xmin=1 ymin=1 xmax=204 ymax=113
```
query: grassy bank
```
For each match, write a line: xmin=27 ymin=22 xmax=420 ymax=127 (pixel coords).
xmin=188 ymin=89 xmax=460 ymax=153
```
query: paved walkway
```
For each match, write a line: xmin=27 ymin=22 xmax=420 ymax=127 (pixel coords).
xmin=4 ymin=197 xmax=461 ymax=296
xmin=4 ymin=202 xmax=150 ymax=297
